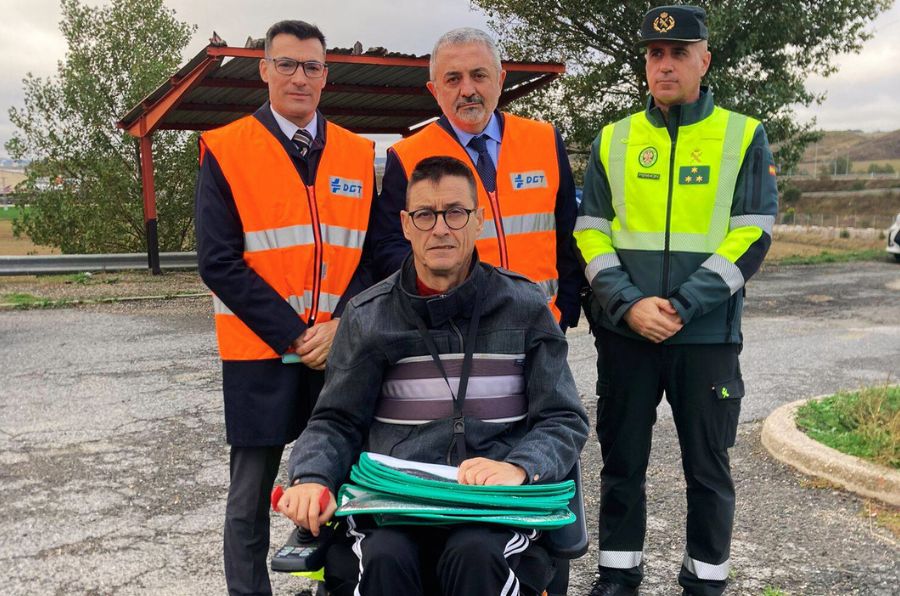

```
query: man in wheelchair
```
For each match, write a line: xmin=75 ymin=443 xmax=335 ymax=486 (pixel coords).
xmin=276 ymin=156 xmax=589 ymax=595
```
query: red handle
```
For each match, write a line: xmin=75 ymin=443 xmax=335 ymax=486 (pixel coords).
xmin=270 ymin=484 xmax=330 ymax=512
xmin=271 ymin=485 xmax=284 ymax=511
xmin=318 ymin=486 xmax=330 ymax=511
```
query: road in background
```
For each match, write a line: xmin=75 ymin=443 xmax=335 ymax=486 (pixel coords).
xmin=1 ymin=261 xmax=897 ymax=594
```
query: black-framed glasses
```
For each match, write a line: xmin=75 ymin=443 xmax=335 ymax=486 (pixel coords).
xmin=267 ymin=57 xmax=328 ymax=78
xmin=407 ymin=207 xmax=476 ymax=231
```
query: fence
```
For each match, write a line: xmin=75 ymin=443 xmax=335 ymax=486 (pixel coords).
xmin=778 ymin=212 xmax=897 ymax=230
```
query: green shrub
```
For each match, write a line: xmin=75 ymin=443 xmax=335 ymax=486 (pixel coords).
xmin=795 ymin=386 xmax=899 ymax=468
xmin=782 ymin=186 xmax=802 ymax=203
xmin=782 ymin=207 xmax=796 ymax=224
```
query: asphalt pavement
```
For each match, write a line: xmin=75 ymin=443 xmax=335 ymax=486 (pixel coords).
xmin=0 ymin=260 xmax=897 ymax=595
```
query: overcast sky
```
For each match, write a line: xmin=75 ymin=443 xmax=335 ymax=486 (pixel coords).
xmin=1 ymin=0 xmax=898 ymax=159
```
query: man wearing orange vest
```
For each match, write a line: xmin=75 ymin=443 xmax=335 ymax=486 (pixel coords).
xmin=369 ymin=27 xmax=583 ymax=330
xmin=194 ymin=20 xmax=375 ymax=596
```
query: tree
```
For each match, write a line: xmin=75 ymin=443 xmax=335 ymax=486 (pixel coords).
xmin=472 ymin=0 xmax=891 ymax=174
xmin=867 ymin=162 xmax=896 ymax=174
xmin=821 ymin=155 xmax=852 ymax=176
xmin=5 ymin=0 xmax=197 ymax=253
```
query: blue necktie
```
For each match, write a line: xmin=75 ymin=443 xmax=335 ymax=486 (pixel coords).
xmin=468 ymin=135 xmax=496 ymax=193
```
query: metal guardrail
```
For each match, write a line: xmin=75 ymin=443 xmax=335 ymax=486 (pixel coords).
xmin=0 ymin=252 xmax=197 ymax=275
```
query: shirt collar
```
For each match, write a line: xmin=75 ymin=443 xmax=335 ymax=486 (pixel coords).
xmin=645 ymin=86 xmax=715 ymax=128
xmin=449 ymin=112 xmax=502 ymax=148
xmin=269 ymin=105 xmax=318 ymax=142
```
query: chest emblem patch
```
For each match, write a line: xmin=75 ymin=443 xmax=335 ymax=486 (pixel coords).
xmin=510 ymin=171 xmax=548 ymax=190
xmin=679 ymin=165 xmax=711 ymax=185
xmin=329 ymin=176 xmax=364 ymax=198
xmin=639 ymin=147 xmax=658 ymax=168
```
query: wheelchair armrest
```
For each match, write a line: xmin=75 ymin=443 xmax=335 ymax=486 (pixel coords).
xmin=539 ymin=459 xmax=589 ymax=559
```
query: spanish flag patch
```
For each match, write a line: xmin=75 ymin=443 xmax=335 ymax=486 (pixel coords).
xmin=768 ymin=164 xmax=777 ymax=176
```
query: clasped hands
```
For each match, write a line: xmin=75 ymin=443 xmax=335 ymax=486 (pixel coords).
xmin=289 ymin=318 xmax=340 ymax=370
xmin=623 ymin=297 xmax=683 ymax=343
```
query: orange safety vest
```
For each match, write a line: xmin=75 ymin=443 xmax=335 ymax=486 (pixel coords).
xmin=200 ymin=116 xmax=374 ymax=361
xmin=391 ymin=113 xmax=562 ymax=320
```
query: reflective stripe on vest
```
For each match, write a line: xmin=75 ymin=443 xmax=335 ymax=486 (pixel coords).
xmin=601 ymin=107 xmax=757 ymax=254
xmin=244 ymin=224 xmax=366 ymax=253
xmin=201 ymin=117 xmax=374 ymax=360
xmin=374 ymin=353 xmax=527 ymax=424
xmin=213 ymin=292 xmax=343 ymax=318
xmin=391 ymin=113 xmax=563 ymax=321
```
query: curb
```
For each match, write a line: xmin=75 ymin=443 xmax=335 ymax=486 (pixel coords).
xmin=0 ymin=292 xmax=209 ymax=310
xmin=761 ymin=398 xmax=900 ymax=507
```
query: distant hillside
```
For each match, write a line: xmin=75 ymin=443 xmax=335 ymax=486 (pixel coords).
xmin=0 ymin=169 xmax=26 ymax=195
xmin=796 ymin=129 xmax=900 ymax=173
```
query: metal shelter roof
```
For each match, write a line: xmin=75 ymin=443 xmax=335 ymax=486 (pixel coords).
xmin=117 ymin=36 xmax=564 ymax=274
xmin=118 ymin=39 xmax=565 ymax=137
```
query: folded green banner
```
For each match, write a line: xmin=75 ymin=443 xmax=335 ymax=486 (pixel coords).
xmin=335 ymin=452 xmax=576 ymax=529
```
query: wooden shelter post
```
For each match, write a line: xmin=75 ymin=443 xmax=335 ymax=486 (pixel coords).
xmin=139 ymin=134 xmax=161 ymax=274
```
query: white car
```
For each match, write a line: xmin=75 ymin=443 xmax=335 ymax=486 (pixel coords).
xmin=888 ymin=213 xmax=900 ymax=262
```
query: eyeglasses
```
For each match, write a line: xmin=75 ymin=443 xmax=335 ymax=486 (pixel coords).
xmin=267 ymin=57 xmax=328 ymax=78
xmin=407 ymin=207 xmax=476 ymax=231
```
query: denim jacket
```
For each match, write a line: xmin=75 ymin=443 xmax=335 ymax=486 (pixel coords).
xmin=288 ymin=255 xmax=589 ymax=492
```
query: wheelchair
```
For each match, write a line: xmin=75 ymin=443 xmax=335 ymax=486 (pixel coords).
xmin=271 ymin=461 xmax=588 ymax=596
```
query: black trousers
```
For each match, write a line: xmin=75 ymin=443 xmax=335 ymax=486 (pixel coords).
xmin=223 ymin=368 xmax=324 ymax=596
xmin=343 ymin=517 xmax=540 ymax=596
xmin=593 ymin=331 xmax=743 ymax=596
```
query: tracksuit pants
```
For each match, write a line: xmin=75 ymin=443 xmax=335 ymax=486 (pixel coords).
xmin=345 ymin=517 xmax=539 ymax=596
xmin=593 ymin=331 xmax=743 ymax=596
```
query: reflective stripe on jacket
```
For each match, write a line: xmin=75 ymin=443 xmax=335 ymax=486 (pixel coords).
xmin=575 ymin=92 xmax=777 ymax=344
xmin=200 ymin=116 xmax=374 ymax=360
xmin=391 ymin=113 xmax=562 ymax=320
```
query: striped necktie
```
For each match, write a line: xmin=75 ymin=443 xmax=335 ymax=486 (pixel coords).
xmin=292 ymin=128 xmax=313 ymax=158
xmin=468 ymin=135 xmax=496 ymax=193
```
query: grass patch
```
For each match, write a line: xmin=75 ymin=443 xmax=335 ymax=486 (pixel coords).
xmin=795 ymin=386 xmax=899 ymax=468
xmin=0 ymin=206 xmax=28 ymax=221
xmin=1 ymin=292 xmax=55 ymax=308
xmin=762 ymin=588 xmax=787 ymax=596
xmin=773 ymin=249 xmax=885 ymax=266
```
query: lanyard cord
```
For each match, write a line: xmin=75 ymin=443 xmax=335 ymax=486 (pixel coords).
xmin=400 ymin=280 xmax=483 ymax=465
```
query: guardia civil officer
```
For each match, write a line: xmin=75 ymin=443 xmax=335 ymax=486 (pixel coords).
xmin=195 ymin=20 xmax=375 ymax=595
xmin=576 ymin=6 xmax=777 ymax=596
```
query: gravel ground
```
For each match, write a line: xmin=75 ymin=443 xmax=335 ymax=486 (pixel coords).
xmin=0 ymin=261 xmax=898 ymax=595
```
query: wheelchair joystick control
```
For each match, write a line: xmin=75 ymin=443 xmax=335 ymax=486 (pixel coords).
xmin=270 ymin=485 xmax=338 ymax=573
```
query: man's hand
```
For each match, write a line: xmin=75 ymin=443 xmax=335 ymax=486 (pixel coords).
xmin=457 ymin=458 xmax=527 ymax=486
xmin=292 ymin=318 xmax=340 ymax=370
xmin=623 ymin=297 xmax=683 ymax=343
xmin=277 ymin=483 xmax=336 ymax=536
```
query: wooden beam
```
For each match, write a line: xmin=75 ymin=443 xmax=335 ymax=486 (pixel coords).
xmin=200 ymin=78 xmax=266 ymax=89
xmin=325 ymin=83 xmax=428 ymax=96
xmin=197 ymin=79 xmax=430 ymax=97
xmin=120 ymin=54 xmax=222 ymax=137
xmin=321 ymin=106 xmax=438 ymax=118
xmin=498 ymin=73 xmax=560 ymax=107
xmin=178 ymin=102 xmax=257 ymax=113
